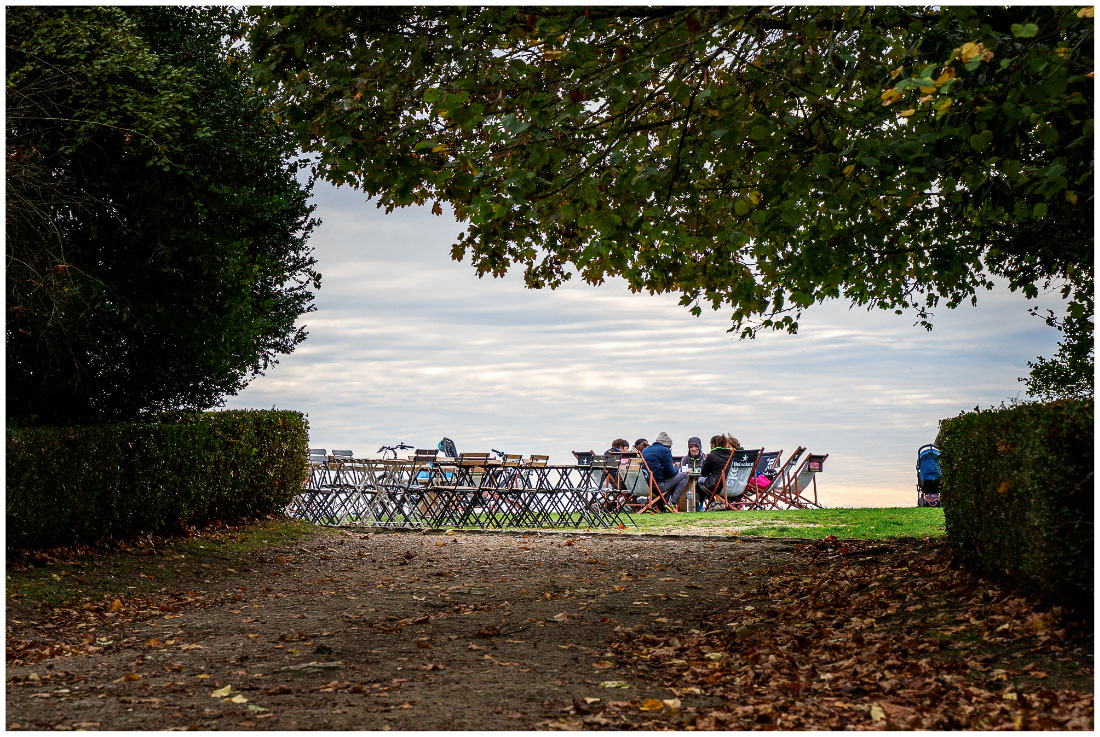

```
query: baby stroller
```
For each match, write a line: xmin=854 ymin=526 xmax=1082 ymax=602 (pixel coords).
xmin=916 ymin=443 xmax=941 ymax=507
xmin=438 ymin=437 xmax=458 ymax=458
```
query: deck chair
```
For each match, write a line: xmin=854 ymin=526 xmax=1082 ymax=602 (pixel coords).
xmin=737 ymin=449 xmax=781 ymax=500
xmin=572 ymin=450 xmax=596 ymax=466
xmin=754 ymin=450 xmax=782 ymax=479
xmin=782 ymin=452 xmax=828 ymax=508
xmin=632 ymin=455 xmax=679 ymax=514
xmin=748 ymin=447 xmax=806 ymax=510
xmin=708 ymin=448 xmax=763 ymax=510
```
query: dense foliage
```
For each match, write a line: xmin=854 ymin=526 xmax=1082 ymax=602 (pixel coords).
xmin=1021 ymin=306 xmax=1093 ymax=401
xmin=247 ymin=6 xmax=1091 ymax=366
xmin=6 ymin=410 xmax=310 ymax=549
xmin=7 ymin=7 xmax=320 ymax=425
xmin=938 ymin=399 xmax=1093 ymax=615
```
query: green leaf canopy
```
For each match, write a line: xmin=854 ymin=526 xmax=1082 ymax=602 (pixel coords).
xmin=248 ymin=6 xmax=1091 ymax=341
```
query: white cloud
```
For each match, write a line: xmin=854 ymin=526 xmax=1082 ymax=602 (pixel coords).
xmin=225 ymin=182 xmax=1066 ymax=508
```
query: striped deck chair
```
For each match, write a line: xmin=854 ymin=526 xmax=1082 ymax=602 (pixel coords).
xmin=748 ymin=447 xmax=806 ymax=510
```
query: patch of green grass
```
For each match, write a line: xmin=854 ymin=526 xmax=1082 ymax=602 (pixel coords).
xmin=625 ymin=507 xmax=946 ymax=539
xmin=171 ymin=519 xmax=325 ymax=559
xmin=7 ymin=519 xmax=325 ymax=606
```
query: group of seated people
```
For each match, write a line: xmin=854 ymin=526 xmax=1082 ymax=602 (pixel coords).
xmin=601 ymin=432 xmax=747 ymax=512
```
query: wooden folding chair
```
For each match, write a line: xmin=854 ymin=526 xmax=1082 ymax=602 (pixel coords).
xmin=521 ymin=454 xmax=551 ymax=489
xmin=617 ymin=458 xmax=647 ymax=513
xmin=748 ymin=447 xmax=806 ymax=510
xmin=753 ymin=450 xmax=782 ymax=480
xmin=779 ymin=452 xmax=828 ymax=508
xmin=635 ymin=455 xmax=679 ymax=514
xmin=572 ymin=450 xmax=596 ymax=466
xmin=708 ymin=448 xmax=762 ymax=510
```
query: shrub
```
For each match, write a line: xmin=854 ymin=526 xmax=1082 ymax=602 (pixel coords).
xmin=6 ymin=410 xmax=309 ymax=549
xmin=938 ymin=399 xmax=1093 ymax=615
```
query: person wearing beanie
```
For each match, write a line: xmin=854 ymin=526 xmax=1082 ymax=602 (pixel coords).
xmin=680 ymin=436 xmax=704 ymax=472
xmin=641 ymin=432 xmax=689 ymax=511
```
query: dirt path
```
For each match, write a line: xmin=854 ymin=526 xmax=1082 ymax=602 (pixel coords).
xmin=6 ymin=529 xmax=1093 ymax=730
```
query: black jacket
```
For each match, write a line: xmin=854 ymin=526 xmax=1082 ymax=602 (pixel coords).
xmin=699 ymin=447 xmax=732 ymax=492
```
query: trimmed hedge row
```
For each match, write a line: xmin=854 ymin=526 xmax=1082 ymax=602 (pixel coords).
xmin=938 ymin=399 xmax=1093 ymax=615
xmin=6 ymin=410 xmax=310 ymax=549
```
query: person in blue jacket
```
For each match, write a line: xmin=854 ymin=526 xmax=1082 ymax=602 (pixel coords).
xmin=642 ymin=431 xmax=689 ymax=511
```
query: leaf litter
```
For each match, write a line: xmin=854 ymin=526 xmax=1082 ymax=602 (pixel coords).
xmin=6 ymin=526 xmax=1092 ymax=730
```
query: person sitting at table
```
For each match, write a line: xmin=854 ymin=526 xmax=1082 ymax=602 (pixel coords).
xmin=633 ymin=438 xmax=649 ymax=455
xmin=641 ymin=432 xmax=689 ymax=511
xmin=680 ymin=436 xmax=705 ymax=472
xmin=605 ymin=438 xmax=630 ymax=455
xmin=698 ymin=434 xmax=733 ymax=511
xmin=598 ymin=438 xmax=631 ymax=508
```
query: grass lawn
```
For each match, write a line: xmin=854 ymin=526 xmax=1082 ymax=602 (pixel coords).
xmin=6 ymin=520 xmax=323 ymax=607
xmin=623 ymin=506 xmax=945 ymax=539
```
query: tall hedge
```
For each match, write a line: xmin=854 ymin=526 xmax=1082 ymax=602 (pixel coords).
xmin=6 ymin=410 xmax=309 ymax=549
xmin=938 ymin=399 xmax=1093 ymax=615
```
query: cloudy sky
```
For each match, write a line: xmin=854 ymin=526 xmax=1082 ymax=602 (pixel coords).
xmin=224 ymin=181 xmax=1065 ymax=508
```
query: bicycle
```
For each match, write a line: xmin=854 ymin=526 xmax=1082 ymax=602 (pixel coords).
xmin=377 ymin=442 xmax=414 ymax=459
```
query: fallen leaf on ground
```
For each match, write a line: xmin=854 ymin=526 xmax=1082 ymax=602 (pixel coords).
xmin=210 ymin=685 xmax=232 ymax=699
